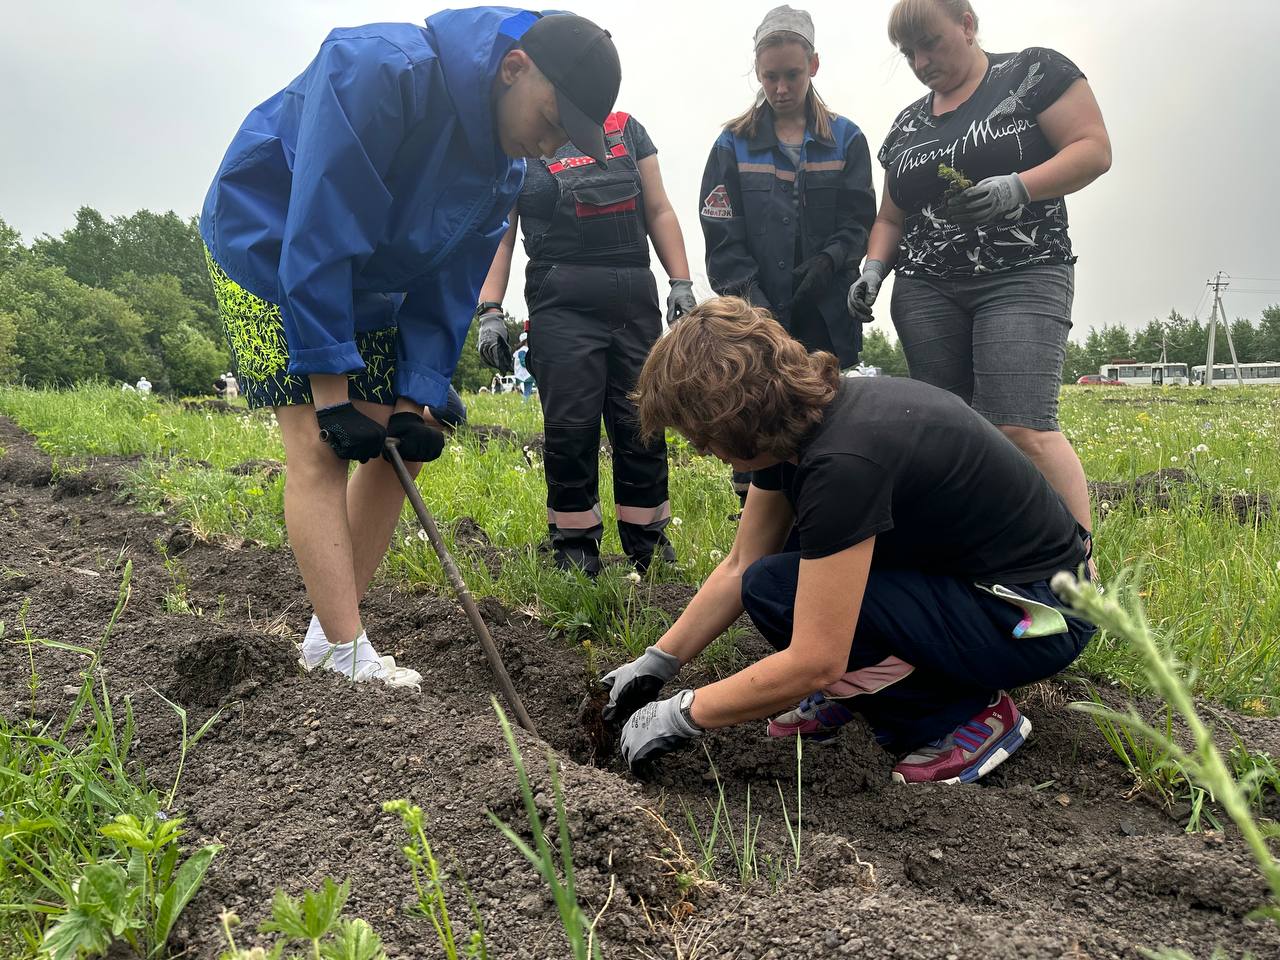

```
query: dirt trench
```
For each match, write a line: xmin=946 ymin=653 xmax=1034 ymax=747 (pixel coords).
xmin=1 ymin=415 xmax=1277 ymax=960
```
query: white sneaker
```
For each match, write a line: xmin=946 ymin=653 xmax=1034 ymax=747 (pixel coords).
xmin=300 ymin=618 xmax=421 ymax=691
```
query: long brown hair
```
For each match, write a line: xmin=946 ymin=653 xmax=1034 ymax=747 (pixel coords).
xmin=725 ymin=34 xmax=835 ymax=142
xmin=633 ymin=297 xmax=840 ymax=460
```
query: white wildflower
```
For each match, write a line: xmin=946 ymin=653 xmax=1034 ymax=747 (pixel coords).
xmin=417 ymin=529 xmax=428 ymax=542
xmin=626 ymin=571 xmax=642 ymax=583
xmin=1194 ymin=444 xmax=1209 ymax=454
xmin=671 ymin=517 xmax=683 ymax=527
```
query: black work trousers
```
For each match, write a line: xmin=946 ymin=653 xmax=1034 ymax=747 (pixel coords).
xmin=525 ymin=263 xmax=672 ymax=566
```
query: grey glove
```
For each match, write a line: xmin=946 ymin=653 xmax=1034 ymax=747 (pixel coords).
xmin=477 ymin=310 xmax=513 ymax=374
xmin=847 ymin=259 xmax=886 ymax=322
xmin=945 ymin=173 xmax=1030 ymax=224
xmin=600 ymin=645 xmax=681 ymax=728
xmin=620 ymin=691 xmax=703 ymax=772
xmin=666 ymin=279 xmax=696 ymax=326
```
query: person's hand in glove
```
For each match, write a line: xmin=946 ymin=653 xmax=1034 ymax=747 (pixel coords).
xmin=847 ymin=259 xmax=886 ymax=323
xmin=383 ymin=411 xmax=445 ymax=464
xmin=601 ymin=644 xmax=681 ymax=729
xmin=476 ymin=310 xmax=513 ymax=374
xmin=945 ymin=173 xmax=1030 ymax=224
xmin=791 ymin=252 xmax=834 ymax=307
xmin=316 ymin=402 xmax=387 ymax=463
xmin=620 ymin=691 xmax=703 ymax=772
xmin=666 ymin=279 xmax=696 ymax=326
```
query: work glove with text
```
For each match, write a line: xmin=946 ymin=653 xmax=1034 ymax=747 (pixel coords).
xmin=316 ymin=402 xmax=387 ymax=463
xmin=791 ymin=252 xmax=835 ymax=308
xmin=847 ymin=259 xmax=886 ymax=323
xmin=620 ymin=693 xmax=703 ymax=773
xmin=477 ymin=311 xmax=514 ymax=374
xmin=665 ymin=279 xmax=697 ymax=326
xmin=600 ymin=645 xmax=681 ymax=729
xmin=383 ymin=412 xmax=445 ymax=464
xmin=945 ymin=173 xmax=1030 ymax=224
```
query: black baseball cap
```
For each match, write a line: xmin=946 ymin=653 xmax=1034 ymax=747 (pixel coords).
xmin=521 ymin=13 xmax=621 ymax=164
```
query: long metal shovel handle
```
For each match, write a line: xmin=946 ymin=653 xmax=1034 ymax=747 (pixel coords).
xmin=384 ymin=438 xmax=539 ymax=736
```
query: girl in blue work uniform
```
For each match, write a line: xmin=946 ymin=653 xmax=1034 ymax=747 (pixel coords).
xmin=201 ymin=8 xmax=620 ymax=686
xmin=699 ymin=4 xmax=876 ymax=505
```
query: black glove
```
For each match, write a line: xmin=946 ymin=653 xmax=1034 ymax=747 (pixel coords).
xmin=477 ymin=310 xmax=514 ymax=375
xmin=316 ymin=402 xmax=386 ymax=463
xmin=384 ymin=412 xmax=445 ymax=464
xmin=791 ymin=252 xmax=834 ymax=307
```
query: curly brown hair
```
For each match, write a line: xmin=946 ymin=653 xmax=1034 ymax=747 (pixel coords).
xmin=633 ymin=297 xmax=840 ymax=459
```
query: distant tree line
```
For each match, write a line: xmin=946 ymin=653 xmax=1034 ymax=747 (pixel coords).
xmin=0 ymin=206 xmax=505 ymax=396
xmin=1064 ymin=307 xmax=1280 ymax=383
xmin=2 ymin=207 xmax=1275 ymax=394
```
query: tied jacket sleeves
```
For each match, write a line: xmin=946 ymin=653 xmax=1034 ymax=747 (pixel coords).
xmin=699 ymin=114 xmax=875 ymax=366
xmin=199 ymin=7 xmax=534 ymax=407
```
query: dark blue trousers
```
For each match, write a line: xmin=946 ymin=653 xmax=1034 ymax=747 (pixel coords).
xmin=740 ymin=553 xmax=1095 ymax=750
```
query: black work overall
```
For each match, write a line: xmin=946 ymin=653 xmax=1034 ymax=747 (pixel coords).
xmin=522 ymin=113 xmax=672 ymax=572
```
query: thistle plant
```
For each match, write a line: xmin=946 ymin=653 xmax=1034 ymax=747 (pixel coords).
xmin=1055 ymin=569 xmax=1280 ymax=919
xmin=381 ymin=799 xmax=487 ymax=959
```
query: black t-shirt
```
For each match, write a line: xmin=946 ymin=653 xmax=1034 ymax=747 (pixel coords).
xmin=752 ymin=377 xmax=1085 ymax=583
xmin=517 ymin=116 xmax=657 ymax=237
xmin=878 ymin=48 xmax=1085 ymax=279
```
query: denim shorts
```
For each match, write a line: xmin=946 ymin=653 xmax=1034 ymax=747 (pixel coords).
xmin=890 ymin=263 xmax=1075 ymax=431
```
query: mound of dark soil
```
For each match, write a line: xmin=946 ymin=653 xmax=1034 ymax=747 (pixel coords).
xmin=1 ymin=414 xmax=1277 ymax=959
xmin=1090 ymin=467 xmax=1273 ymax=522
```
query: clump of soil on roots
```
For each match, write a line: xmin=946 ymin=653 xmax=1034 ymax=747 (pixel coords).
xmin=1 ymin=414 xmax=1278 ymax=958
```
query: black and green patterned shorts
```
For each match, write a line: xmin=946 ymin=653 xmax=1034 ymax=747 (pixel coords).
xmin=205 ymin=248 xmax=397 ymax=410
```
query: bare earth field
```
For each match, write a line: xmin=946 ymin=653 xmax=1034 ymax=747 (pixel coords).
xmin=1 ymin=414 xmax=1276 ymax=959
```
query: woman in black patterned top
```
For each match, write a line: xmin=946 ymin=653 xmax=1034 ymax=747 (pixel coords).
xmin=847 ymin=0 xmax=1110 ymax=543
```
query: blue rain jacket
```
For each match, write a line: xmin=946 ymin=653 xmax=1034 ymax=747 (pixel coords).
xmin=200 ymin=7 xmax=536 ymax=407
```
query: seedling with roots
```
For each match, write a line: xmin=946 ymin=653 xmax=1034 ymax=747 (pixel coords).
xmin=938 ymin=162 xmax=973 ymax=204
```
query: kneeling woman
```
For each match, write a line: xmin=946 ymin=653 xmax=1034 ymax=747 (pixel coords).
xmin=604 ymin=297 xmax=1094 ymax=782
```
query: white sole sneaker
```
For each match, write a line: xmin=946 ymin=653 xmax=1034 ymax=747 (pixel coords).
xmin=298 ymin=652 xmax=422 ymax=691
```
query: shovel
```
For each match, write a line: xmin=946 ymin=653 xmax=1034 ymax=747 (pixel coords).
xmin=384 ymin=437 xmax=539 ymax=736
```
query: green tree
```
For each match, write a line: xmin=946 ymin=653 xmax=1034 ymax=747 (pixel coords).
xmin=31 ymin=206 xmax=118 ymax=289
xmin=1255 ymin=305 xmax=1280 ymax=360
xmin=33 ymin=207 xmax=218 ymax=338
xmin=1163 ymin=310 xmax=1208 ymax=368
xmin=860 ymin=327 xmax=909 ymax=376
xmin=1228 ymin=316 xmax=1260 ymax=363
xmin=0 ymin=216 xmax=24 ymax=272
xmin=112 ymin=272 xmax=227 ymax=395
xmin=1 ymin=262 xmax=149 ymax=387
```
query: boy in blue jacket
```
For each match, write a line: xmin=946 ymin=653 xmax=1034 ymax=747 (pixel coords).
xmin=201 ymin=8 xmax=620 ymax=687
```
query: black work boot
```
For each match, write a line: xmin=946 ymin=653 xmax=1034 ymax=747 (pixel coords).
xmin=630 ymin=535 xmax=676 ymax=574
xmin=553 ymin=540 xmax=602 ymax=579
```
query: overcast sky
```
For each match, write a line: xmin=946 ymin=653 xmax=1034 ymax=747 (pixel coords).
xmin=3 ymin=0 xmax=1277 ymax=341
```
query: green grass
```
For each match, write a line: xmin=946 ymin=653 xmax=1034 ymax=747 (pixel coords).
xmin=1 ymin=565 xmax=219 ymax=960
xmin=4 ymin=383 xmax=1280 ymax=711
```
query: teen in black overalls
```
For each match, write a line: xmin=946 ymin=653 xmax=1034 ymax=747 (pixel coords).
xmin=478 ymin=112 xmax=696 ymax=575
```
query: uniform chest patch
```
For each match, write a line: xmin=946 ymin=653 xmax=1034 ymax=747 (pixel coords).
xmin=701 ymin=184 xmax=733 ymax=219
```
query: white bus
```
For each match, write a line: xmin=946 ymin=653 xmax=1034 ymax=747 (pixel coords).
xmin=1191 ymin=362 xmax=1280 ymax=386
xmin=1099 ymin=362 xmax=1189 ymax=386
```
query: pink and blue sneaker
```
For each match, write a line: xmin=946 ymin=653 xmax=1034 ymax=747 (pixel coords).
xmin=891 ymin=692 xmax=1031 ymax=784
xmin=767 ymin=691 xmax=856 ymax=743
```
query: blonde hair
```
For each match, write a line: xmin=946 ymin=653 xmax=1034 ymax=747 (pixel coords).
xmin=888 ymin=0 xmax=979 ymax=47
xmin=633 ymin=297 xmax=840 ymax=459
xmin=725 ymin=34 xmax=836 ymax=142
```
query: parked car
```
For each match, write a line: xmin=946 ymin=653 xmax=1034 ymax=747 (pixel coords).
xmin=1076 ymin=374 xmax=1124 ymax=386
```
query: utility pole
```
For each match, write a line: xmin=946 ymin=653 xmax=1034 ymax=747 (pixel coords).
xmin=1204 ymin=272 xmax=1243 ymax=387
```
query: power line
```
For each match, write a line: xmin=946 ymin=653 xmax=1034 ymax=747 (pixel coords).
xmin=1230 ymin=276 xmax=1280 ymax=283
